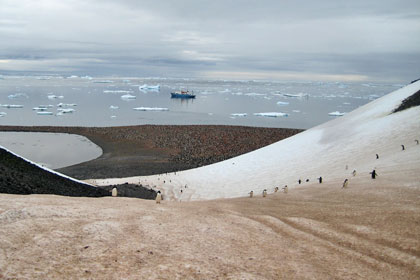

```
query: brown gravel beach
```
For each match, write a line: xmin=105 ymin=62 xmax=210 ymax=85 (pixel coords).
xmin=0 ymin=125 xmax=302 ymax=179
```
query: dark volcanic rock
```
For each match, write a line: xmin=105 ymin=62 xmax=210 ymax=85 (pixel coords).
xmin=0 ymin=147 xmax=109 ymax=197
xmin=393 ymin=89 xmax=420 ymax=113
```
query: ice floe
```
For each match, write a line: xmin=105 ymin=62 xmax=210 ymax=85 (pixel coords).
xmin=37 ymin=111 xmax=54 ymax=115
xmin=57 ymin=103 xmax=77 ymax=107
xmin=121 ymin=94 xmax=136 ymax=100
xmin=33 ymin=107 xmax=49 ymax=111
xmin=283 ymin=93 xmax=308 ymax=98
xmin=8 ymin=93 xmax=28 ymax=99
xmin=0 ymin=112 xmax=6 ymax=117
xmin=0 ymin=104 xmax=24 ymax=108
xmin=276 ymin=101 xmax=289 ymax=106
xmin=110 ymin=115 xmax=117 ymax=118
xmin=47 ymin=95 xmax=64 ymax=100
xmin=109 ymin=105 xmax=119 ymax=110
xmin=139 ymin=84 xmax=160 ymax=91
xmin=328 ymin=111 xmax=345 ymax=116
xmin=93 ymin=80 xmax=114 ymax=83
xmin=104 ymin=90 xmax=133 ymax=93
xmin=230 ymin=113 xmax=248 ymax=117
xmin=254 ymin=112 xmax=288 ymax=118
xmin=57 ymin=108 xmax=75 ymax=114
xmin=133 ymin=107 xmax=169 ymax=111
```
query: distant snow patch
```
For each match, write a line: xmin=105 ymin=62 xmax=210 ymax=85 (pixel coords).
xmin=230 ymin=113 xmax=248 ymax=117
xmin=328 ymin=111 xmax=345 ymax=116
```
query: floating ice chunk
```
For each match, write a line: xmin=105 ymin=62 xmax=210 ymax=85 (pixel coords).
xmin=276 ymin=101 xmax=289 ymax=106
xmin=121 ymin=94 xmax=136 ymax=100
xmin=0 ymin=112 xmax=6 ymax=117
xmin=57 ymin=103 xmax=77 ymax=107
xmin=104 ymin=90 xmax=133 ymax=93
xmin=139 ymin=84 xmax=160 ymax=91
xmin=230 ymin=113 xmax=248 ymax=117
xmin=32 ymin=107 xmax=49 ymax=111
xmin=47 ymin=95 xmax=64 ymax=100
xmin=8 ymin=93 xmax=28 ymax=99
xmin=328 ymin=111 xmax=345 ymax=116
xmin=343 ymin=102 xmax=351 ymax=105
xmin=254 ymin=112 xmax=288 ymax=118
xmin=292 ymin=110 xmax=301 ymax=113
xmin=0 ymin=104 xmax=24 ymax=108
xmin=81 ymin=76 xmax=93 ymax=80
xmin=109 ymin=105 xmax=119 ymax=110
xmin=93 ymin=80 xmax=114 ymax=83
xmin=37 ymin=111 xmax=54 ymax=115
xmin=133 ymin=107 xmax=169 ymax=111
xmin=208 ymin=113 xmax=214 ymax=115
xmin=110 ymin=115 xmax=117 ymax=118
xmin=283 ymin=93 xmax=308 ymax=98
xmin=67 ymin=75 xmax=79 ymax=79
xmin=57 ymin=108 xmax=75 ymax=113
xmin=231 ymin=92 xmax=243 ymax=96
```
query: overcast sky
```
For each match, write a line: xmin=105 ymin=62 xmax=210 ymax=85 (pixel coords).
xmin=1 ymin=0 xmax=419 ymax=82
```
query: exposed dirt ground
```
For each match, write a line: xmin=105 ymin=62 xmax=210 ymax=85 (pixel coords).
xmin=1 ymin=166 xmax=419 ymax=279
xmin=0 ymin=125 xmax=302 ymax=179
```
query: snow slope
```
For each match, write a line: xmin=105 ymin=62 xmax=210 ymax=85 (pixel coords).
xmin=92 ymin=81 xmax=420 ymax=201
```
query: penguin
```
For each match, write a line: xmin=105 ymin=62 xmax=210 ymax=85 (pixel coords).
xmin=318 ymin=177 xmax=323 ymax=184
xmin=376 ymin=154 xmax=379 ymax=159
xmin=352 ymin=170 xmax=357 ymax=176
xmin=415 ymin=140 xmax=419 ymax=145
xmin=274 ymin=187 xmax=279 ymax=192
xmin=111 ymin=187 xmax=118 ymax=197
xmin=401 ymin=145 xmax=405 ymax=151
xmin=156 ymin=191 xmax=162 ymax=204
xmin=262 ymin=189 xmax=267 ymax=197
xmin=370 ymin=169 xmax=378 ymax=179
xmin=298 ymin=179 xmax=301 ymax=184
xmin=282 ymin=185 xmax=288 ymax=194
xmin=342 ymin=179 xmax=349 ymax=188
xmin=249 ymin=191 xmax=253 ymax=198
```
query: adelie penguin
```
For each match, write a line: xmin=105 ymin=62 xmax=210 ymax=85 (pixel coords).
xmin=156 ymin=191 xmax=162 ymax=204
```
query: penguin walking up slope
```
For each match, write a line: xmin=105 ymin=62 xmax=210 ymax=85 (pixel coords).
xmin=156 ymin=191 xmax=162 ymax=204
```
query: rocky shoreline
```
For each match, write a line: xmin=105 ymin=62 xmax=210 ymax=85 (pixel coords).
xmin=0 ymin=125 xmax=303 ymax=179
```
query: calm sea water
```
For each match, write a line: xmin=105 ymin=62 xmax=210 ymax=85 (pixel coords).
xmin=0 ymin=76 xmax=403 ymax=129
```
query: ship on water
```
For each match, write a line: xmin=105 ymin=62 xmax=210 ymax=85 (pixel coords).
xmin=170 ymin=90 xmax=196 ymax=99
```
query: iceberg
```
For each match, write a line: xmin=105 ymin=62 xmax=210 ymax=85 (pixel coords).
xmin=109 ymin=105 xmax=119 ymax=110
xmin=93 ymin=80 xmax=114 ymax=83
xmin=37 ymin=111 xmax=54 ymax=115
xmin=0 ymin=104 xmax=24 ymax=108
xmin=133 ymin=107 xmax=169 ymax=111
xmin=254 ymin=112 xmax=288 ymax=118
xmin=328 ymin=111 xmax=345 ymax=116
xmin=57 ymin=108 xmax=75 ymax=113
xmin=230 ymin=113 xmax=248 ymax=117
xmin=283 ymin=93 xmax=308 ymax=98
xmin=121 ymin=94 xmax=136 ymax=100
xmin=57 ymin=103 xmax=77 ymax=107
xmin=47 ymin=95 xmax=64 ymax=100
xmin=139 ymin=84 xmax=160 ymax=91
xmin=0 ymin=112 xmax=6 ymax=117
xmin=8 ymin=93 xmax=28 ymax=99
xmin=104 ymin=90 xmax=133 ymax=93
xmin=32 ymin=107 xmax=49 ymax=111
xmin=276 ymin=101 xmax=289 ymax=106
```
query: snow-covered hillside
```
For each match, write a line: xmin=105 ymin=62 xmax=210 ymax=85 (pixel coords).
xmin=92 ymin=81 xmax=420 ymax=201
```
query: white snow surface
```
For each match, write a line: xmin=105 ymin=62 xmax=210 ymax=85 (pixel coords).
xmin=92 ymin=81 xmax=420 ymax=201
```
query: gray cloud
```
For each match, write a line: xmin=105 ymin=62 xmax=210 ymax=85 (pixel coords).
xmin=0 ymin=0 xmax=419 ymax=82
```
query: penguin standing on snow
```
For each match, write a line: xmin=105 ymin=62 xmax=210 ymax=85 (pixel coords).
xmin=415 ymin=140 xmax=419 ymax=145
xmin=156 ymin=191 xmax=162 ymax=204
xmin=376 ymin=154 xmax=379 ymax=159
xmin=342 ymin=179 xmax=349 ymax=188
xmin=249 ymin=191 xmax=254 ymax=198
xmin=370 ymin=169 xmax=378 ymax=179
xmin=111 ymin=187 xmax=118 ymax=197
xmin=318 ymin=177 xmax=323 ymax=183
xmin=262 ymin=189 xmax=267 ymax=197
xmin=282 ymin=185 xmax=288 ymax=194
xmin=401 ymin=145 xmax=405 ymax=151
xmin=274 ymin=187 xmax=279 ymax=192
